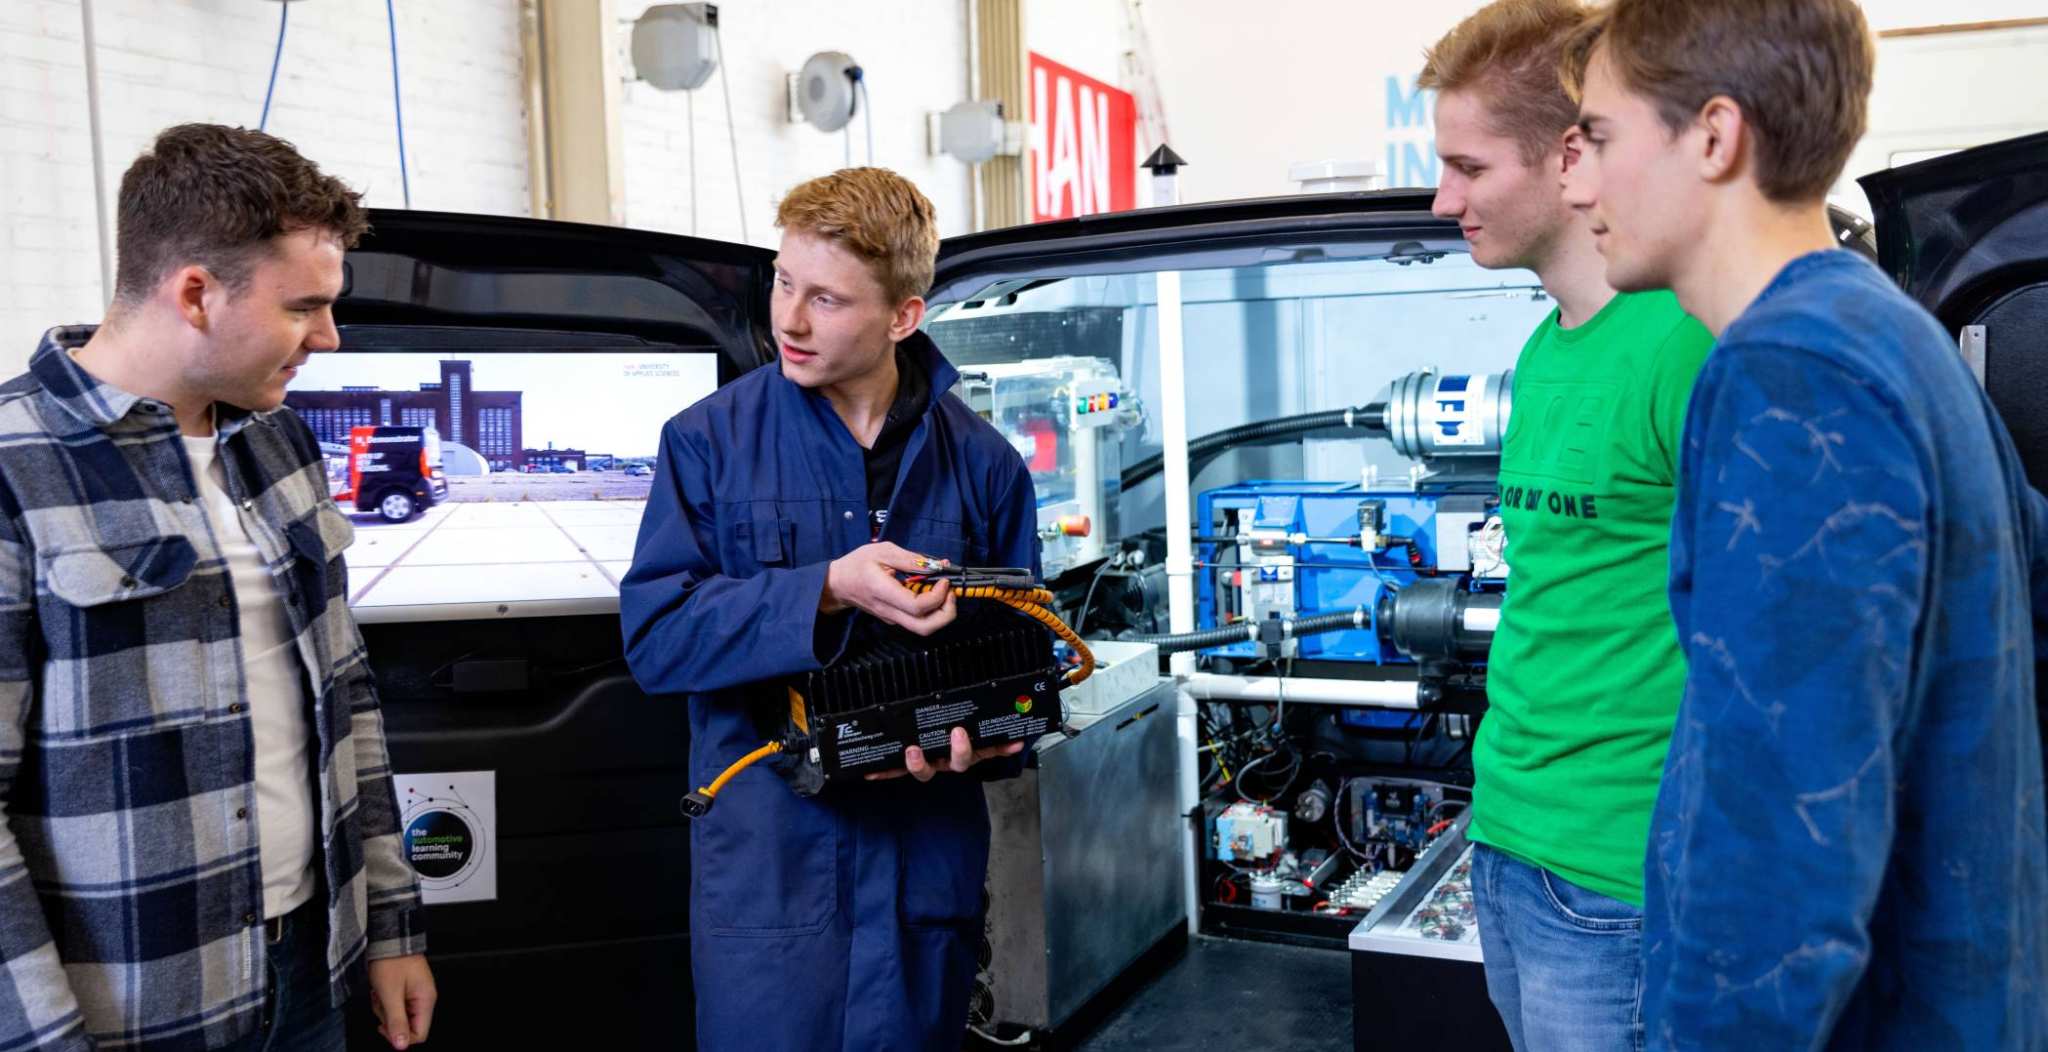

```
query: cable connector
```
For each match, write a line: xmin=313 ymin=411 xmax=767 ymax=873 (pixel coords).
xmin=679 ymin=740 xmax=784 ymax=821
xmin=1257 ymin=613 xmax=1288 ymax=661
xmin=900 ymin=564 xmax=1039 ymax=590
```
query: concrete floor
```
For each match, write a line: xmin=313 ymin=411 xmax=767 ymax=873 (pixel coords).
xmin=1065 ymin=936 xmax=1352 ymax=1052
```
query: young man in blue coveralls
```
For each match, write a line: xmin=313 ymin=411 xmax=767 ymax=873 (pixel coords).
xmin=621 ymin=168 xmax=1038 ymax=1051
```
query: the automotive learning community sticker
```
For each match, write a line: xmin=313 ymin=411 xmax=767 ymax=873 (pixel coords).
xmin=394 ymin=771 xmax=497 ymax=904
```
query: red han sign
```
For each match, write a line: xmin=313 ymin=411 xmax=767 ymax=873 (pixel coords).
xmin=1029 ymin=53 xmax=1137 ymax=222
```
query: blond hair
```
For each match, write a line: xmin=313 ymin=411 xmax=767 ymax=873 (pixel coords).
xmin=775 ymin=167 xmax=940 ymax=304
xmin=1419 ymin=0 xmax=1591 ymax=164
xmin=1560 ymin=0 xmax=1874 ymax=203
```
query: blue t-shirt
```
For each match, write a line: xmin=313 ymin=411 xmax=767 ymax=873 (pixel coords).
xmin=1649 ymin=250 xmax=2048 ymax=1050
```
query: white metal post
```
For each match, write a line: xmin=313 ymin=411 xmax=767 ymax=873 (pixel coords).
xmin=1142 ymin=146 xmax=1203 ymax=933
xmin=1161 ymin=266 xmax=1199 ymax=934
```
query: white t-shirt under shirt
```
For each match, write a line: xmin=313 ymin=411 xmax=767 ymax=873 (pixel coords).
xmin=182 ymin=432 xmax=318 ymax=919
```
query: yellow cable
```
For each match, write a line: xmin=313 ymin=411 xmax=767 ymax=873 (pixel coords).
xmin=698 ymin=741 xmax=783 ymax=800
xmin=904 ymin=581 xmax=1095 ymax=685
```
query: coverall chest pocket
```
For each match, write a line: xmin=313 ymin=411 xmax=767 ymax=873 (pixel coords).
xmin=902 ymin=518 xmax=989 ymax=569
xmin=724 ymin=507 xmax=794 ymax=575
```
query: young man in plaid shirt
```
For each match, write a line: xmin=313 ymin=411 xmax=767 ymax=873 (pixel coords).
xmin=0 ymin=124 xmax=434 ymax=1051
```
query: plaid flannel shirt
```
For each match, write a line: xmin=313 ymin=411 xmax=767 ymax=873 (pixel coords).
xmin=0 ymin=328 xmax=426 ymax=1051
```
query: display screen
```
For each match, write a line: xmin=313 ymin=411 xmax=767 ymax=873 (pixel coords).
xmin=285 ymin=351 xmax=719 ymax=621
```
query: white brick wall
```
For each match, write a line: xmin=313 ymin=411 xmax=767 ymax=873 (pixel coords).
xmin=0 ymin=0 xmax=1136 ymax=372
xmin=1837 ymin=22 xmax=2048 ymax=219
xmin=1143 ymin=0 xmax=2048 ymax=207
xmin=1028 ymin=0 xmax=1130 ymax=85
xmin=0 ymin=0 xmax=531 ymax=371
xmin=615 ymin=0 xmax=983 ymax=248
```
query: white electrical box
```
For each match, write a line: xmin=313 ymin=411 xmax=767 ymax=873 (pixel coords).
xmin=1215 ymin=800 xmax=1289 ymax=864
xmin=1059 ymin=640 xmax=1161 ymax=719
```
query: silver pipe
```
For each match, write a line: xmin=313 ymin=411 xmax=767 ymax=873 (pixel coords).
xmin=79 ymin=0 xmax=115 ymax=308
xmin=963 ymin=0 xmax=981 ymax=231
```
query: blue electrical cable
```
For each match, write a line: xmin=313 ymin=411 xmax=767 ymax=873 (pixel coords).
xmin=258 ymin=0 xmax=288 ymax=132
xmin=384 ymin=0 xmax=412 ymax=208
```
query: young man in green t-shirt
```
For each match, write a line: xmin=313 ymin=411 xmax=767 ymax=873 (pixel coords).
xmin=1421 ymin=1 xmax=1714 ymax=1047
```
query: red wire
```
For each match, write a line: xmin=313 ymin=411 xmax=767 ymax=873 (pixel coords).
xmin=1427 ymin=819 xmax=1454 ymax=837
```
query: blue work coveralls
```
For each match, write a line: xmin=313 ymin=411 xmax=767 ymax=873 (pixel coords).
xmin=621 ymin=332 xmax=1040 ymax=1051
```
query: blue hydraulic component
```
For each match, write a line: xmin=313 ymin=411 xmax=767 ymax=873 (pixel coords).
xmin=1194 ymin=480 xmax=1500 ymax=664
xmin=1340 ymin=709 xmax=1421 ymax=731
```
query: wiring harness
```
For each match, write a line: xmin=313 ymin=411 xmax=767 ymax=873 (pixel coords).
xmin=901 ymin=567 xmax=1095 ymax=689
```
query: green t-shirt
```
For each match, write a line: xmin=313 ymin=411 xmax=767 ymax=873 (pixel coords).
xmin=1466 ymin=289 xmax=1714 ymax=906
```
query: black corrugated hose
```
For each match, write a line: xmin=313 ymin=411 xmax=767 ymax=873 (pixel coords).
xmin=1120 ymin=403 xmax=1387 ymax=493
xmin=1127 ymin=607 xmax=1370 ymax=655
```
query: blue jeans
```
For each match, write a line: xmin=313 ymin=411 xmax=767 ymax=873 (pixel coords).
xmin=1471 ymin=843 xmax=1644 ymax=1052
xmin=216 ymin=901 xmax=347 ymax=1052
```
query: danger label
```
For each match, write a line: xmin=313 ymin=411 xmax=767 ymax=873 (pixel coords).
xmin=913 ymin=700 xmax=980 ymax=734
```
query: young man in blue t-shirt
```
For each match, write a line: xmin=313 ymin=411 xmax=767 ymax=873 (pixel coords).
xmin=1559 ymin=1 xmax=2048 ymax=1048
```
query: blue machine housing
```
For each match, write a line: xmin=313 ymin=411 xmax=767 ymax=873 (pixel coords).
xmin=1195 ymin=481 xmax=1453 ymax=663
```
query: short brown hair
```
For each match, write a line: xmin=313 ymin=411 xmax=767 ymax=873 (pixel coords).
xmin=1419 ymin=0 xmax=1590 ymax=164
xmin=775 ymin=168 xmax=939 ymax=304
xmin=113 ymin=123 xmax=367 ymax=306
xmin=1560 ymin=0 xmax=1874 ymax=203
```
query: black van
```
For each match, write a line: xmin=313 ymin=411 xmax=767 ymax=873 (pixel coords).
xmin=345 ymin=424 xmax=449 ymax=523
